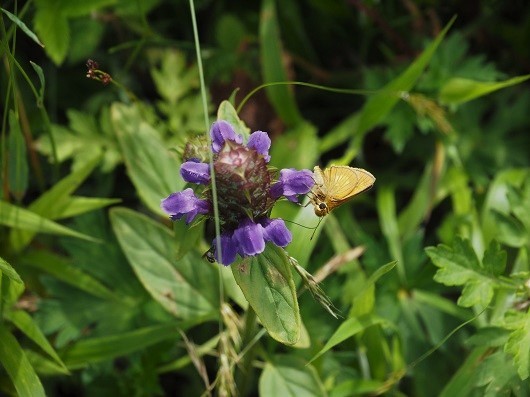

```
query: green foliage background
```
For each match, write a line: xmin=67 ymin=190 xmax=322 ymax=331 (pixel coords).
xmin=1 ymin=0 xmax=530 ymax=396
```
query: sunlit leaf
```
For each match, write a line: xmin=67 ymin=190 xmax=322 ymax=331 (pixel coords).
xmin=232 ymin=244 xmax=300 ymax=345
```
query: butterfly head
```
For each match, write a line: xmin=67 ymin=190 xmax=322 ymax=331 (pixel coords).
xmin=314 ymin=200 xmax=329 ymax=217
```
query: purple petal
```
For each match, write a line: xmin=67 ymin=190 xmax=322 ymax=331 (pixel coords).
xmin=247 ymin=131 xmax=271 ymax=162
xmin=213 ymin=232 xmax=238 ymax=266
xmin=161 ymin=188 xmax=210 ymax=224
xmin=180 ymin=160 xmax=210 ymax=184
xmin=273 ymin=168 xmax=315 ymax=202
xmin=233 ymin=219 xmax=265 ymax=256
xmin=270 ymin=182 xmax=284 ymax=200
xmin=261 ymin=218 xmax=292 ymax=247
xmin=210 ymin=120 xmax=243 ymax=153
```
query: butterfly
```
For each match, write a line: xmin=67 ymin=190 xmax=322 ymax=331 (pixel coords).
xmin=310 ymin=165 xmax=376 ymax=217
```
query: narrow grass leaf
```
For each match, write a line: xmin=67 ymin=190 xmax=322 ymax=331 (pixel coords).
xmin=8 ymin=110 xmax=29 ymax=200
xmin=0 ymin=200 xmax=98 ymax=241
xmin=30 ymin=61 xmax=45 ymax=102
xmin=260 ymin=0 xmax=303 ymax=127
xmin=61 ymin=323 xmax=180 ymax=369
xmin=309 ymin=314 xmax=387 ymax=363
xmin=232 ymin=244 xmax=300 ymax=345
xmin=1 ymin=8 xmax=44 ymax=47
xmin=6 ymin=310 xmax=68 ymax=372
xmin=0 ymin=257 xmax=23 ymax=284
xmin=439 ymin=75 xmax=530 ymax=105
xmin=0 ymin=325 xmax=46 ymax=397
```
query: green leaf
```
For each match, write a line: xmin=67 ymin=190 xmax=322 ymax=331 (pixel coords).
xmin=259 ymin=356 xmax=327 ymax=397
xmin=338 ymin=16 xmax=456 ymax=164
xmin=217 ymin=100 xmax=250 ymax=140
xmin=439 ymin=75 xmax=530 ymax=105
xmin=0 ymin=200 xmax=98 ymax=242
xmin=426 ymin=238 xmax=506 ymax=308
xmin=30 ymin=61 xmax=45 ymax=102
xmin=61 ymin=323 xmax=180 ymax=369
xmin=0 ymin=326 xmax=46 ymax=397
xmin=33 ymin=2 xmax=69 ymax=64
xmin=440 ymin=346 xmax=490 ymax=397
xmin=110 ymin=207 xmax=217 ymax=319
xmin=0 ymin=8 xmax=44 ymax=47
xmin=489 ymin=209 xmax=527 ymax=248
xmin=6 ymin=310 xmax=67 ymax=372
xmin=231 ymin=244 xmax=300 ymax=345
xmin=505 ymin=308 xmax=530 ymax=379
xmin=377 ymin=187 xmax=404 ymax=279
xmin=21 ymin=250 xmax=121 ymax=302
xmin=309 ymin=314 xmax=387 ymax=363
xmin=269 ymin=121 xmax=319 ymax=171
xmin=112 ymin=103 xmax=183 ymax=215
xmin=0 ymin=257 xmax=23 ymax=284
xmin=259 ymin=0 xmax=303 ymax=127
xmin=8 ymin=110 xmax=29 ymax=200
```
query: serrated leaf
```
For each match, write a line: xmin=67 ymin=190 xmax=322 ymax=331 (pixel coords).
xmin=505 ymin=308 xmax=530 ymax=379
xmin=259 ymin=356 xmax=327 ymax=397
xmin=0 ymin=326 xmax=46 ymax=397
xmin=110 ymin=207 xmax=217 ymax=319
xmin=112 ymin=103 xmax=183 ymax=215
xmin=439 ymin=75 xmax=530 ymax=105
xmin=1 ymin=8 xmax=44 ymax=47
xmin=231 ymin=244 xmax=300 ymax=345
xmin=309 ymin=314 xmax=387 ymax=363
xmin=426 ymin=238 xmax=504 ymax=308
xmin=0 ymin=257 xmax=23 ymax=284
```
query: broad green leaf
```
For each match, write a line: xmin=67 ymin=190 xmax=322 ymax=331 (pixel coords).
xmin=21 ymin=250 xmax=121 ymax=302
xmin=259 ymin=0 xmax=303 ymax=127
xmin=33 ymin=3 xmax=69 ymax=64
xmin=505 ymin=308 xmax=530 ymax=379
xmin=286 ymin=202 xmax=322 ymax=268
xmin=10 ymin=155 xmax=104 ymax=251
xmin=173 ymin=219 xmax=203 ymax=260
xmin=0 ymin=326 xmax=46 ymax=397
xmin=218 ymin=100 xmax=250 ymax=140
xmin=1 ymin=8 xmax=44 ymax=47
xmin=61 ymin=323 xmax=180 ymax=369
xmin=309 ymin=314 xmax=387 ymax=363
xmin=439 ymin=75 xmax=530 ymax=105
xmin=338 ymin=17 xmax=456 ymax=164
xmin=0 ymin=200 xmax=98 ymax=242
xmin=112 ymin=103 xmax=183 ymax=215
xmin=110 ymin=207 xmax=217 ymax=319
xmin=6 ymin=310 xmax=67 ymax=371
xmin=269 ymin=121 xmax=319 ymax=171
xmin=330 ymin=379 xmax=388 ymax=397
xmin=440 ymin=346 xmax=490 ymax=397
xmin=231 ymin=244 xmax=300 ymax=345
xmin=426 ymin=238 xmax=505 ymax=308
xmin=0 ymin=257 xmax=22 ymax=284
xmin=259 ymin=356 xmax=327 ymax=397
xmin=8 ymin=110 xmax=29 ymax=200
xmin=475 ymin=350 xmax=523 ymax=396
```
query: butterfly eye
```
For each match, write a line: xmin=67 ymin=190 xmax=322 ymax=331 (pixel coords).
xmin=319 ymin=203 xmax=327 ymax=210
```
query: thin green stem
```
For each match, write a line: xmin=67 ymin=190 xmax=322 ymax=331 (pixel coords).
xmin=236 ymin=81 xmax=381 ymax=114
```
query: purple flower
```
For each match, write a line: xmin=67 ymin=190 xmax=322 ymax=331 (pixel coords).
xmin=247 ymin=131 xmax=271 ymax=162
xmin=210 ymin=120 xmax=243 ymax=153
xmin=261 ymin=218 xmax=292 ymax=247
xmin=213 ymin=232 xmax=238 ymax=266
xmin=180 ymin=160 xmax=210 ymax=184
xmin=271 ymin=168 xmax=314 ymax=202
xmin=233 ymin=219 xmax=266 ymax=256
xmin=161 ymin=188 xmax=210 ymax=224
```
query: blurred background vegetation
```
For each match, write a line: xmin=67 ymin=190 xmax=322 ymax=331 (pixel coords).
xmin=1 ymin=0 xmax=530 ymax=396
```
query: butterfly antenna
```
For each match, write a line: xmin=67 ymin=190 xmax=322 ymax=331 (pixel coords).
xmin=283 ymin=219 xmax=318 ymax=230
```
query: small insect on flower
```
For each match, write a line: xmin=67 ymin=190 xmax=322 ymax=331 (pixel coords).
xmin=310 ymin=165 xmax=376 ymax=217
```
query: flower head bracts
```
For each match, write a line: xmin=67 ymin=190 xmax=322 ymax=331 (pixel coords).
xmin=161 ymin=120 xmax=314 ymax=265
